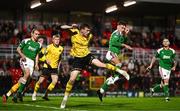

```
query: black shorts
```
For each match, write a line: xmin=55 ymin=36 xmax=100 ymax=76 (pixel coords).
xmin=41 ymin=68 xmax=58 ymax=76
xmin=71 ymin=53 xmax=95 ymax=71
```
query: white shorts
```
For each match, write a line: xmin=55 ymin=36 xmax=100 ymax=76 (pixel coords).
xmin=106 ymin=51 xmax=118 ymax=61
xmin=20 ymin=57 xmax=34 ymax=77
xmin=159 ymin=67 xmax=171 ymax=79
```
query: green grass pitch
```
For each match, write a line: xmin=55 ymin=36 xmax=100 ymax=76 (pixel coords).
xmin=1 ymin=96 xmax=180 ymax=111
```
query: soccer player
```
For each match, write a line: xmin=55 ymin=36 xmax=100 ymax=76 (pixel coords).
xmin=60 ymin=23 xmax=129 ymax=109
xmin=3 ymin=36 xmax=45 ymax=102
xmin=147 ymin=38 xmax=177 ymax=102
xmin=22 ymin=35 xmax=47 ymax=95
xmin=97 ymin=20 xmax=133 ymax=102
xmin=2 ymin=29 xmax=41 ymax=103
xmin=32 ymin=34 xmax=63 ymax=101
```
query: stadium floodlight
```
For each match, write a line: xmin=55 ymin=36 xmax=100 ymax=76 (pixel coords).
xmin=123 ymin=0 xmax=136 ymax=7
xmin=46 ymin=0 xmax=53 ymax=2
xmin=30 ymin=0 xmax=41 ymax=9
xmin=105 ymin=5 xmax=118 ymax=13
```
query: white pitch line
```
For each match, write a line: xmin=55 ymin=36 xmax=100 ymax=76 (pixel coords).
xmin=8 ymin=103 xmax=60 ymax=110
xmin=7 ymin=103 xmax=89 ymax=111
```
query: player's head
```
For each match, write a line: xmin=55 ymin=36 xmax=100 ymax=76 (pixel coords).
xmin=38 ymin=36 xmax=44 ymax=44
xmin=117 ymin=20 xmax=127 ymax=33
xmin=31 ymin=28 xmax=40 ymax=41
xmin=162 ymin=38 xmax=170 ymax=47
xmin=52 ymin=34 xmax=60 ymax=46
xmin=80 ymin=23 xmax=91 ymax=37
xmin=38 ymin=35 xmax=47 ymax=46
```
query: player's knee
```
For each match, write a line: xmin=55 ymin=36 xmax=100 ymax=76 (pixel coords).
xmin=163 ymin=79 xmax=169 ymax=85
xmin=36 ymin=81 xmax=41 ymax=85
xmin=38 ymin=77 xmax=45 ymax=83
xmin=164 ymin=82 xmax=169 ymax=85
xmin=52 ymin=79 xmax=58 ymax=85
xmin=24 ymin=73 xmax=30 ymax=80
xmin=19 ymin=77 xmax=27 ymax=84
xmin=69 ymin=79 xmax=75 ymax=84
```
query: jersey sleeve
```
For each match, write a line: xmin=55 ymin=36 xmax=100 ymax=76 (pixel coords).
xmin=18 ymin=39 xmax=26 ymax=49
xmin=59 ymin=47 xmax=64 ymax=60
xmin=88 ymin=33 xmax=93 ymax=42
xmin=70 ymin=28 xmax=79 ymax=33
xmin=46 ymin=45 xmax=51 ymax=54
xmin=70 ymin=28 xmax=79 ymax=36
xmin=39 ymin=48 xmax=46 ymax=62
xmin=110 ymin=34 xmax=120 ymax=47
xmin=123 ymin=36 xmax=128 ymax=43
xmin=172 ymin=52 xmax=176 ymax=59
xmin=39 ymin=48 xmax=46 ymax=58
xmin=37 ymin=43 xmax=42 ymax=53
xmin=155 ymin=50 xmax=159 ymax=58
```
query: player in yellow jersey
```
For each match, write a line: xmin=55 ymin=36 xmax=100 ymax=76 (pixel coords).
xmin=60 ymin=23 xmax=129 ymax=108
xmin=32 ymin=34 xmax=63 ymax=101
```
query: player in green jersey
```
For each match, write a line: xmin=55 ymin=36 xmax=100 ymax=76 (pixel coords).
xmin=147 ymin=38 xmax=177 ymax=102
xmin=97 ymin=20 xmax=133 ymax=102
xmin=2 ymin=29 xmax=41 ymax=103
xmin=2 ymin=33 xmax=45 ymax=103
xmin=16 ymin=28 xmax=41 ymax=102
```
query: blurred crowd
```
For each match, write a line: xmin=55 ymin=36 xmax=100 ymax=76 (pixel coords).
xmin=0 ymin=20 xmax=180 ymax=49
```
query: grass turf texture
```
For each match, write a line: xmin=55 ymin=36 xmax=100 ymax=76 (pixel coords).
xmin=1 ymin=97 xmax=180 ymax=111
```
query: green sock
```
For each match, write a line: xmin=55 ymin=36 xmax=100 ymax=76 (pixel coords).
xmin=101 ymin=81 xmax=109 ymax=91
xmin=163 ymin=85 xmax=169 ymax=97
xmin=153 ymin=84 xmax=161 ymax=92
xmin=18 ymin=83 xmax=26 ymax=93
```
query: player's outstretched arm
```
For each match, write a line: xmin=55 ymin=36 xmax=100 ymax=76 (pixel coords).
xmin=171 ymin=59 xmax=177 ymax=71
xmin=121 ymin=43 xmax=133 ymax=50
xmin=17 ymin=47 xmax=26 ymax=61
xmin=61 ymin=25 xmax=73 ymax=29
xmin=35 ymin=54 xmax=39 ymax=70
xmin=146 ymin=56 xmax=156 ymax=71
xmin=61 ymin=24 xmax=78 ymax=29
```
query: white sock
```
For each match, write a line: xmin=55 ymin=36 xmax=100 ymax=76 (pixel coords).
xmin=63 ymin=95 xmax=68 ymax=100
xmin=33 ymin=92 xmax=37 ymax=95
xmin=113 ymin=76 xmax=119 ymax=83
xmin=7 ymin=92 xmax=12 ymax=97
xmin=100 ymin=88 xmax=104 ymax=94
xmin=116 ymin=68 xmax=125 ymax=74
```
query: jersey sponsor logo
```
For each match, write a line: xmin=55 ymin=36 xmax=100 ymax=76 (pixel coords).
xmin=28 ymin=46 xmax=37 ymax=51
xmin=163 ymin=55 xmax=170 ymax=59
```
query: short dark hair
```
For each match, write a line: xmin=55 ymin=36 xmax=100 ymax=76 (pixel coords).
xmin=163 ymin=38 xmax=169 ymax=40
xmin=80 ymin=23 xmax=90 ymax=30
xmin=117 ymin=20 xmax=127 ymax=26
xmin=38 ymin=35 xmax=46 ymax=40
